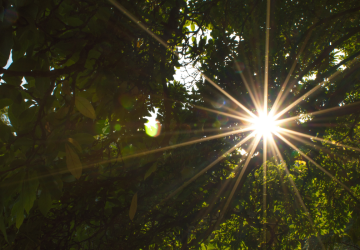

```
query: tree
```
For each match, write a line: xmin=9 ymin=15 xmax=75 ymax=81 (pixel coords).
xmin=0 ymin=0 xmax=359 ymax=249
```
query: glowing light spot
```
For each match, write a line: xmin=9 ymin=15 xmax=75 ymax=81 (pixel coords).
xmin=212 ymin=120 xmax=221 ymax=128
xmin=114 ymin=124 xmax=121 ymax=131
xmin=145 ymin=120 xmax=161 ymax=137
xmin=211 ymin=97 xmax=226 ymax=109
xmin=144 ymin=108 xmax=161 ymax=137
xmin=251 ymin=113 xmax=277 ymax=137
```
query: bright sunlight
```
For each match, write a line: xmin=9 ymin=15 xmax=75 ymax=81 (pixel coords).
xmin=251 ymin=112 xmax=278 ymax=137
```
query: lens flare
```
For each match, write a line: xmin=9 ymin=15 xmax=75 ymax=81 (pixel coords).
xmin=145 ymin=119 xmax=161 ymax=137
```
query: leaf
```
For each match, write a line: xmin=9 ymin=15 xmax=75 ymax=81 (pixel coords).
xmin=0 ymin=212 xmax=8 ymax=242
xmin=68 ymin=138 xmax=82 ymax=152
xmin=0 ymin=98 xmax=13 ymax=109
xmin=144 ymin=162 xmax=157 ymax=180
xmin=11 ymin=196 xmax=25 ymax=229
xmin=8 ymin=57 xmax=37 ymax=72
xmin=75 ymin=95 xmax=96 ymax=119
xmin=35 ymin=77 xmax=50 ymax=96
xmin=55 ymin=106 xmax=69 ymax=119
xmin=129 ymin=192 xmax=137 ymax=220
xmin=23 ymin=171 xmax=39 ymax=214
xmin=38 ymin=188 xmax=52 ymax=216
xmin=0 ymin=27 xmax=13 ymax=68
xmin=15 ymin=206 xmax=24 ymax=229
xmin=0 ymin=122 xmax=11 ymax=142
xmin=65 ymin=144 xmax=82 ymax=179
xmin=191 ymin=22 xmax=195 ymax=32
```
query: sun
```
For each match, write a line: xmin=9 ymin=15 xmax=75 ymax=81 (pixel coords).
xmin=251 ymin=112 xmax=278 ymax=137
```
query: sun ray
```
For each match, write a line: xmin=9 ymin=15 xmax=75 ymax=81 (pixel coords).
xmin=269 ymin=31 xmax=313 ymax=117
xmin=159 ymin=94 xmax=255 ymax=123
xmin=121 ymin=127 xmax=253 ymax=160
xmin=191 ymin=140 xmax=256 ymax=225
xmin=194 ymin=105 xmax=254 ymax=123
xmin=277 ymin=127 xmax=360 ymax=153
xmin=2 ymin=128 xmax=256 ymax=187
xmin=262 ymin=135 xmax=268 ymax=246
xmin=236 ymin=43 xmax=261 ymax=110
xmin=276 ymin=129 xmax=353 ymax=169
xmin=200 ymin=135 xmax=261 ymax=233
xmin=217 ymin=134 xmax=262 ymax=226
xmin=268 ymin=134 xmax=326 ymax=250
xmin=236 ymin=68 xmax=262 ymax=112
xmin=263 ymin=0 xmax=270 ymax=115
xmin=273 ymin=57 xmax=359 ymax=121
xmin=273 ymin=131 xmax=360 ymax=203
xmin=199 ymin=74 xmax=258 ymax=119
xmin=274 ymin=101 xmax=360 ymax=126
xmin=221 ymin=104 xmax=255 ymax=121
xmin=262 ymin=2 xmax=271 ymax=243
xmin=162 ymin=132 xmax=256 ymax=202
xmin=273 ymin=83 xmax=323 ymax=121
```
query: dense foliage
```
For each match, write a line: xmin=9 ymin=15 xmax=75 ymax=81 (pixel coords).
xmin=0 ymin=0 xmax=360 ymax=249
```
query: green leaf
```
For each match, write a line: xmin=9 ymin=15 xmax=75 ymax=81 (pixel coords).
xmin=14 ymin=203 xmax=24 ymax=229
xmin=65 ymin=143 xmax=82 ymax=179
xmin=191 ymin=22 xmax=195 ymax=32
xmin=0 ymin=98 xmax=13 ymax=109
xmin=0 ymin=27 xmax=13 ymax=67
xmin=129 ymin=192 xmax=137 ymax=220
xmin=35 ymin=77 xmax=50 ymax=96
xmin=75 ymin=95 xmax=96 ymax=119
xmin=8 ymin=57 xmax=37 ymax=71
xmin=0 ymin=122 xmax=11 ymax=142
xmin=64 ymin=17 xmax=83 ymax=26
xmin=38 ymin=188 xmax=52 ymax=216
xmin=2 ymin=75 xmax=22 ymax=86
xmin=23 ymin=171 xmax=39 ymax=214
xmin=68 ymin=138 xmax=82 ymax=152
xmin=0 ymin=212 xmax=8 ymax=242
xmin=144 ymin=162 xmax=157 ymax=180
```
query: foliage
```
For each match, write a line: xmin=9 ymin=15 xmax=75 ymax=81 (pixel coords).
xmin=0 ymin=0 xmax=360 ymax=249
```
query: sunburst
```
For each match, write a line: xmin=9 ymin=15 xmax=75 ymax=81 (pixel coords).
xmin=250 ymin=111 xmax=278 ymax=137
xmin=108 ymin=0 xmax=360 ymax=248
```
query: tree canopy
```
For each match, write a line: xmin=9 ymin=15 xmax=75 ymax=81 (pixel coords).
xmin=0 ymin=0 xmax=360 ymax=249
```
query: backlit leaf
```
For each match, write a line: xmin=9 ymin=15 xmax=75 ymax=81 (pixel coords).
xmin=191 ymin=22 xmax=195 ymax=32
xmin=75 ymin=95 xmax=96 ymax=119
xmin=129 ymin=192 xmax=137 ymax=220
xmin=65 ymin=144 xmax=82 ymax=179
xmin=68 ymin=138 xmax=82 ymax=152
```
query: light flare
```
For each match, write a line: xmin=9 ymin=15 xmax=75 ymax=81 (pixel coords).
xmin=251 ymin=112 xmax=279 ymax=137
